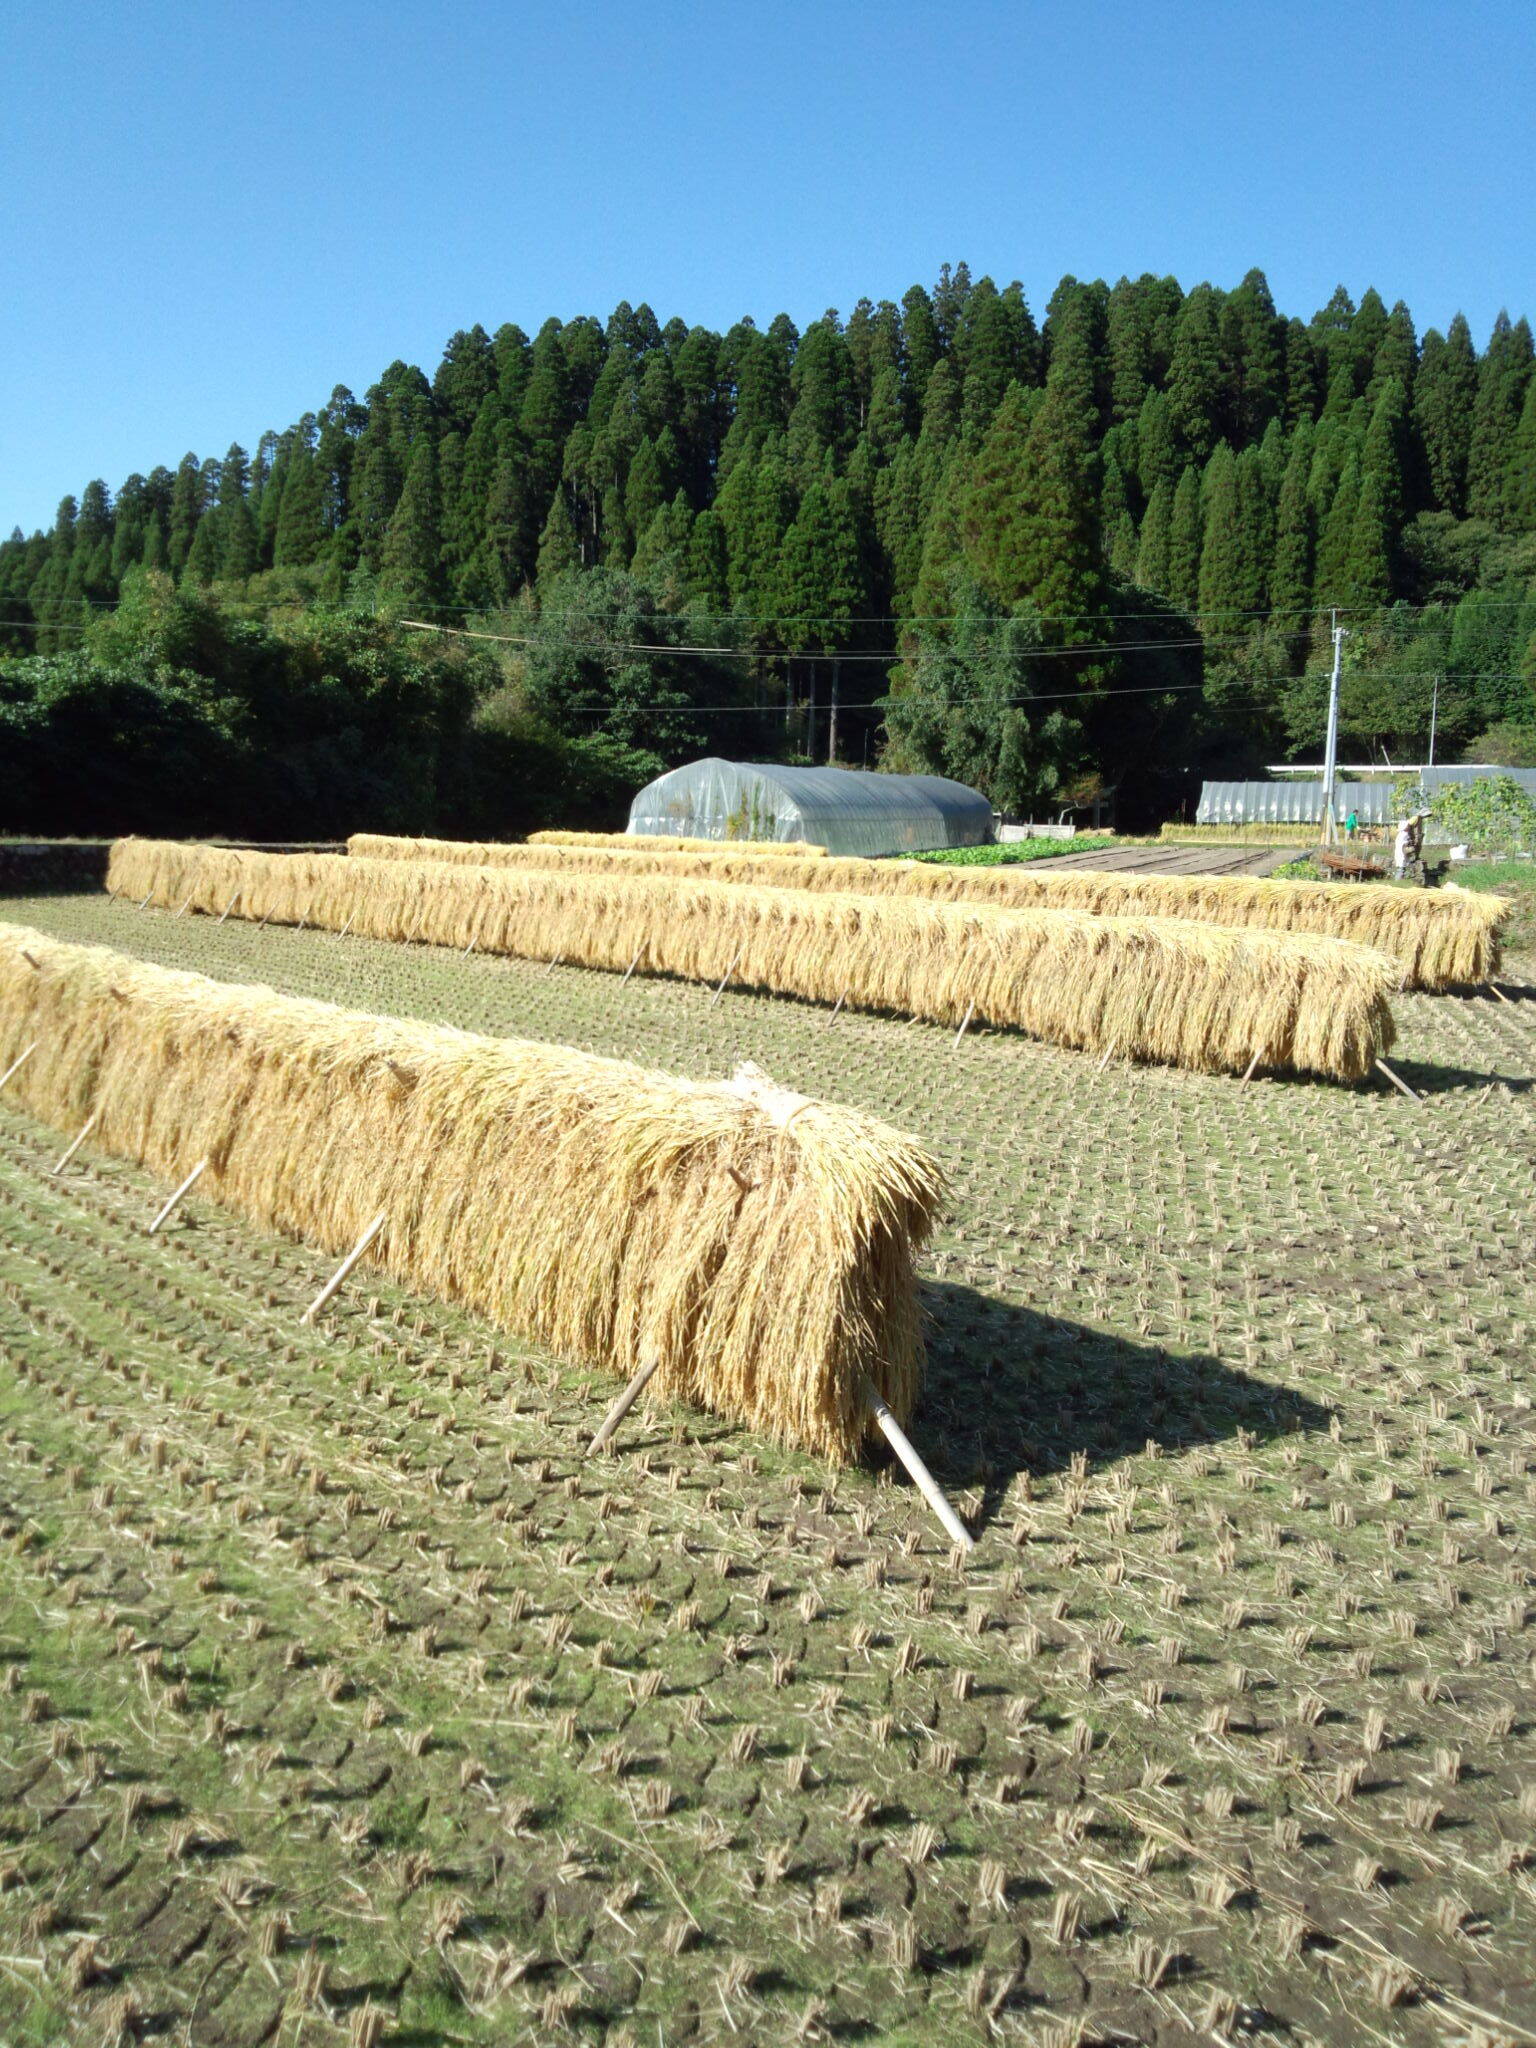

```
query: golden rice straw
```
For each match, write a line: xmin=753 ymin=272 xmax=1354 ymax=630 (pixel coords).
xmin=349 ymin=832 xmax=1506 ymax=992
xmin=0 ymin=923 xmax=941 ymax=1463
xmin=111 ymin=840 xmax=1398 ymax=1082
xmin=528 ymin=828 xmax=827 ymax=856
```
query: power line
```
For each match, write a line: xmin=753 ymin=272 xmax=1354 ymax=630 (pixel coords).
xmin=398 ymin=617 xmax=1315 ymax=661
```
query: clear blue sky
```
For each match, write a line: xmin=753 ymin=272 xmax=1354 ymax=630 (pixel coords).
xmin=4 ymin=0 xmax=1533 ymax=534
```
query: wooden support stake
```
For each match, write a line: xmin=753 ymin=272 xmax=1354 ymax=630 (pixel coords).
xmin=589 ymin=1356 xmax=662 ymax=1453
xmin=50 ymin=1110 xmax=101 ymax=1176
xmin=0 ymin=1042 xmax=39 ymax=1092
xmin=1241 ymin=1050 xmax=1262 ymax=1082
xmin=174 ymin=895 xmax=194 ymax=918
xmin=710 ymin=946 xmax=744 ymax=1007
xmin=216 ymin=890 xmax=241 ymax=925
xmin=21 ymin=950 xmax=40 ymax=971
xmin=543 ymin=950 xmax=564 ymax=976
xmin=149 ymin=1158 xmax=208 ymax=1234
xmin=864 ymin=1381 xmax=974 ymax=1554
xmin=1490 ymin=983 xmax=1515 ymax=1007
xmin=827 ymin=990 xmax=847 ymax=1026
xmin=461 ymin=934 xmax=477 ymax=959
xmin=1375 ymin=1057 xmax=1420 ymax=1103
xmin=301 ymin=1211 xmax=387 ymax=1324
xmin=336 ymin=911 xmax=356 ymax=940
xmin=1097 ymin=1043 xmax=1117 ymax=1072
xmin=258 ymin=909 xmax=272 ymax=931
xmin=620 ymin=943 xmax=645 ymax=986
xmin=952 ymin=1000 xmax=976 ymax=1049
xmin=136 ymin=892 xmax=153 ymax=911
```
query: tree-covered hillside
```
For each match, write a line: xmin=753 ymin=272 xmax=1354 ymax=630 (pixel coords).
xmin=4 ymin=266 xmax=1534 ymax=836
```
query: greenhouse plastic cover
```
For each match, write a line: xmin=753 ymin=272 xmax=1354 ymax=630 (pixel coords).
xmin=627 ymin=758 xmax=994 ymax=857
xmin=1197 ymin=767 xmax=1536 ymax=829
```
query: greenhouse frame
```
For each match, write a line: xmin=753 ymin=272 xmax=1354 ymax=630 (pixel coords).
xmin=626 ymin=758 xmax=994 ymax=858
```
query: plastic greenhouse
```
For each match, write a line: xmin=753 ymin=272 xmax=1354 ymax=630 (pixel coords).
xmin=626 ymin=759 xmax=993 ymax=858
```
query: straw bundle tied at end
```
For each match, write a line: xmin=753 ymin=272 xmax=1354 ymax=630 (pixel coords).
xmin=0 ymin=923 xmax=943 ymax=1464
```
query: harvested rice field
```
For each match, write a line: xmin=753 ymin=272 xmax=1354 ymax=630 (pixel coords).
xmin=2 ymin=889 xmax=1535 ymax=2048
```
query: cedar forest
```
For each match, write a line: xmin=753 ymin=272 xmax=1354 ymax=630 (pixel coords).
xmin=3 ymin=266 xmax=1534 ymax=840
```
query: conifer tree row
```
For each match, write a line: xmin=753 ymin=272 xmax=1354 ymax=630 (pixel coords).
xmin=3 ymin=264 xmax=1534 ymax=826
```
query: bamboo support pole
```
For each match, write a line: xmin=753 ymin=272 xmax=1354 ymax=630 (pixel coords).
xmin=301 ymin=1211 xmax=387 ymax=1324
xmin=620 ymin=943 xmax=645 ymax=986
xmin=1241 ymin=1050 xmax=1262 ymax=1082
xmin=216 ymin=890 xmax=241 ymax=925
xmin=827 ymin=990 xmax=846 ymax=1025
xmin=710 ymin=946 xmax=744 ymax=1007
xmin=174 ymin=895 xmax=194 ymax=918
xmin=952 ymin=1000 xmax=976 ymax=1049
xmin=0 ymin=1042 xmax=39 ymax=1092
xmin=136 ymin=892 xmax=153 ymax=911
xmin=148 ymin=1158 xmax=209 ymax=1234
xmin=51 ymin=1111 xmax=101 ymax=1176
xmin=864 ymin=1381 xmax=974 ymax=1554
xmin=543 ymin=950 xmax=565 ymax=976
xmin=336 ymin=911 xmax=356 ymax=940
xmin=461 ymin=934 xmax=477 ymax=958
xmin=588 ymin=1356 xmax=662 ymax=1453
xmin=1375 ymin=1057 xmax=1421 ymax=1103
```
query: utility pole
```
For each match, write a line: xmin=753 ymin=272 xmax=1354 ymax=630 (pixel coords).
xmin=828 ymin=659 xmax=840 ymax=764
xmin=1320 ymin=610 xmax=1346 ymax=845
xmin=1427 ymin=673 xmax=1439 ymax=771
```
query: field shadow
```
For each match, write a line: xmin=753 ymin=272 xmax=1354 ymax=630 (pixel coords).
xmin=914 ymin=1278 xmax=1330 ymax=1532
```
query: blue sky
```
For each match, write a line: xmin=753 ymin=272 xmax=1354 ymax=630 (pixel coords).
xmin=4 ymin=0 xmax=1533 ymax=534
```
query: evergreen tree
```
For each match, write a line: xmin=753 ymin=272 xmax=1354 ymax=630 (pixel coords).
xmin=1345 ymin=466 xmax=1393 ymax=609
xmin=432 ymin=325 xmax=495 ymax=431
xmin=1106 ymin=276 xmax=1152 ymax=422
xmin=1166 ymin=464 xmax=1203 ymax=614
xmin=183 ymin=510 xmax=221 ymax=584
xmin=900 ymin=285 xmax=940 ymax=407
xmin=1134 ymin=477 xmax=1172 ymax=592
xmin=1134 ymin=388 xmax=1178 ymax=498
xmin=687 ymin=507 xmax=729 ymax=614
xmin=787 ymin=319 xmax=857 ymax=472
xmin=1369 ymin=301 xmax=1417 ymax=404
xmin=1197 ymin=442 xmax=1259 ymax=622
xmin=963 ymin=323 xmax=1102 ymax=622
xmin=1414 ymin=316 xmax=1478 ymax=515
xmin=477 ymin=442 xmax=535 ymax=601
xmin=378 ymin=436 xmax=442 ymax=607
xmin=215 ymin=445 xmax=259 ymax=579
xmin=1314 ymin=454 xmax=1361 ymax=606
xmin=1165 ymin=284 xmax=1225 ymax=461
xmin=492 ymin=322 xmax=531 ymax=412
xmin=535 ymin=487 xmax=580 ymax=582
xmin=1270 ymin=422 xmax=1316 ymax=624
xmin=624 ymin=436 xmax=669 ymax=543
xmin=1508 ymin=376 xmax=1536 ymax=534
xmin=166 ymin=454 xmax=204 ymax=578
xmin=110 ymin=476 xmax=150 ymax=584
xmin=1282 ymin=318 xmax=1321 ymax=424
xmin=273 ymin=437 xmax=328 ymax=566
xmin=1360 ymin=375 xmax=1409 ymax=539
xmin=1467 ymin=312 xmax=1534 ymax=522
xmin=1223 ymin=269 xmax=1283 ymax=441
